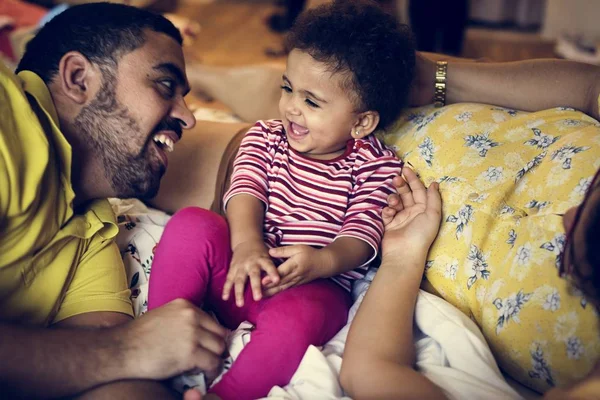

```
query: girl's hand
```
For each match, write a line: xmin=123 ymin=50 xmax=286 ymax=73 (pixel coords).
xmin=262 ymin=245 xmax=326 ymax=297
xmin=223 ymin=241 xmax=280 ymax=307
xmin=381 ymin=167 xmax=442 ymax=260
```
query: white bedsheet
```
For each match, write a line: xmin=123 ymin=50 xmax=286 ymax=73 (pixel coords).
xmin=112 ymin=199 xmax=530 ymax=399
xmin=262 ymin=284 xmax=523 ymax=400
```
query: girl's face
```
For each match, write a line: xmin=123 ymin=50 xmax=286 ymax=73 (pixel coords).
xmin=278 ymin=49 xmax=363 ymax=160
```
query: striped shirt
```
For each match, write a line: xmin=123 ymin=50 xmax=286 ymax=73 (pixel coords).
xmin=224 ymin=120 xmax=403 ymax=290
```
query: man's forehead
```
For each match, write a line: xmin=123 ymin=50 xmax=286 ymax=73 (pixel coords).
xmin=122 ymin=30 xmax=186 ymax=73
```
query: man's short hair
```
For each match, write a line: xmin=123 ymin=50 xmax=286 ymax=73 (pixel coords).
xmin=285 ymin=0 xmax=415 ymax=130
xmin=16 ymin=2 xmax=182 ymax=83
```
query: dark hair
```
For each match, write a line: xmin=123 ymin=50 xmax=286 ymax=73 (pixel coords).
xmin=583 ymin=188 xmax=600 ymax=305
xmin=16 ymin=2 xmax=182 ymax=83
xmin=285 ymin=0 xmax=415 ymax=129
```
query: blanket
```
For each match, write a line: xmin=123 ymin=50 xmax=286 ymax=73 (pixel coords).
xmin=111 ymin=198 xmax=534 ymax=399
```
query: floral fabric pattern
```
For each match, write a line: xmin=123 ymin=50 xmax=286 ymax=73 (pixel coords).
xmin=384 ymin=103 xmax=600 ymax=393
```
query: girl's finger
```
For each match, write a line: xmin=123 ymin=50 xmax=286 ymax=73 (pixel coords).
xmin=234 ymin=274 xmax=247 ymax=307
xmin=222 ymin=271 xmax=235 ymax=301
xmin=248 ymin=268 xmax=263 ymax=301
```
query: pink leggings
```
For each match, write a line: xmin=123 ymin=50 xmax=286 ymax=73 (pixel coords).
xmin=148 ymin=207 xmax=351 ymax=400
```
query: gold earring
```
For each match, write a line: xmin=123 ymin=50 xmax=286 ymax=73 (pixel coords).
xmin=354 ymin=129 xmax=361 ymax=137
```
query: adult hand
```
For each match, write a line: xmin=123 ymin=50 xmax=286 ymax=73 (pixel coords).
xmin=223 ymin=241 xmax=280 ymax=306
xmin=124 ymin=299 xmax=228 ymax=382
xmin=408 ymin=52 xmax=436 ymax=107
xmin=262 ymin=245 xmax=325 ymax=297
xmin=381 ymin=167 xmax=442 ymax=260
xmin=183 ymin=389 xmax=222 ymax=400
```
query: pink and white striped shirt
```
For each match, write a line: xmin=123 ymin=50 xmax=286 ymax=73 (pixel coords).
xmin=224 ymin=120 xmax=403 ymax=290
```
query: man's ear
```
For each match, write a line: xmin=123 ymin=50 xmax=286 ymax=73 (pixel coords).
xmin=353 ymin=111 xmax=380 ymax=139
xmin=56 ymin=52 xmax=96 ymax=105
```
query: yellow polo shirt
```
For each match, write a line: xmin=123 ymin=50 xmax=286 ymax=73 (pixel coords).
xmin=0 ymin=62 xmax=133 ymax=326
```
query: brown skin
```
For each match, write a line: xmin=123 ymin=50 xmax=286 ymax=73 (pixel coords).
xmin=50 ymin=30 xmax=196 ymax=204
xmin=0 ymin=30 xmax=228 ymax=399
xmin=341 ymin=55 xmax=600 ymax=399
xmin=543 ymin=179 xmax=600 ymax=400
xmin=156 ymin=53 xmax=600 ymax=399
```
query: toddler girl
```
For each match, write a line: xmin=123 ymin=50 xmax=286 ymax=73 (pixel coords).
xmin=148 ymin=1 xmax=415 ymax=398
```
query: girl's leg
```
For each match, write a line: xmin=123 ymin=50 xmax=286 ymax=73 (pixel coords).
xmin=147 ymin=207 xmax=251 ymax=328
xmin=209 ymin=279 xmax=352 ymax=400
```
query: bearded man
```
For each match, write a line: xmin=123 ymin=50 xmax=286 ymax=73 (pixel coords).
xmin=0 ymin=3 xmax=227 ymax=398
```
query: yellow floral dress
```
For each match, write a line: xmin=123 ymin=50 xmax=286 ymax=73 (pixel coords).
xmin=384 ymin=102 xmax=600 ymax=393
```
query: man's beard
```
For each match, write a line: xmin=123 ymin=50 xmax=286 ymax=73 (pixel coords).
xmin=74 ymin=77 xmax=164 ymax=200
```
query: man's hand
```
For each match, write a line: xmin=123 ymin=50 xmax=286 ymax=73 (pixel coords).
xmin=262 ymin=245 xmax=326 ymax=297
xmin=124 ymin=299 xmax=228 ymax=382
xmin=223 ymin=241 xmax=280 ymax=306
xmin=382 ymin=167 xmax=442 ymax=260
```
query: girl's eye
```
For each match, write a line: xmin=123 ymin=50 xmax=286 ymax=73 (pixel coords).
xmin=280 ymin=85 xmax=292 ymax=93
xmin=305 ymin=98 xmax=319 ymax=108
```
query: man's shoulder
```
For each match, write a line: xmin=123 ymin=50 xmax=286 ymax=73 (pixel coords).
xmin=0 ymin=61 xmax=19 ymax=84
xmin=0 ymin=62 xmax=38 ymax=133
xmin=0 ymin=62 xmax=26 ymax=105
xmin=0 ymin=62 xmax=52 ymax=216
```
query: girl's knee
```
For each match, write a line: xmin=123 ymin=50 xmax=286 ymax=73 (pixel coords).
xmin=259 ymin=284 xmax=350 ymax=343
xmin=166 ymin=207 xmax=229 ymax=239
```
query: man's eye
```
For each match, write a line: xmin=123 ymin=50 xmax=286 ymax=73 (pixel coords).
xmin=305 ymin=98 xmax=319 ymax=108
xmin=280 ymin=85 xmax=292 ymax=93
xmin=160 ymin=80 xmax=175 ymax=96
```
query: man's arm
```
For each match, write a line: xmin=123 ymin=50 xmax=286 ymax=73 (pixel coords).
xmin=55 ymin=312 xmax=176 ymax=400
xmin=416 ymin=54 xmax=600 ymax=119
xmin=0 ymin=300 xmax=227 ymax=399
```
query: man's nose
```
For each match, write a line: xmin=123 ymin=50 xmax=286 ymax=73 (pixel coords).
xmin=171 ymin=97 xmax=196 ymax=130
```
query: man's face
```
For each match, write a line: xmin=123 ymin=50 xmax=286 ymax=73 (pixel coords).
xmin=561 ymin=168 xmax=600 ymax=306
xmin=74 ymin=30 xmax=195 ymax=199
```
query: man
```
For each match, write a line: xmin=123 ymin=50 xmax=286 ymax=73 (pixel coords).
xmin=0 ymin=3 xmax=227 ymax=398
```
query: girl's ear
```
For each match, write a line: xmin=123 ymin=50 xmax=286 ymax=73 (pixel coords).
xmin=352 ymin=111 xmax=380 ymax=138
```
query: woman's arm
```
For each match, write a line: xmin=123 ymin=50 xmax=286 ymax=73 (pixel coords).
xmin=340 ymin=258 xmax=446 ymax=400
xmin=340 ymin=169 xmax=446 ymax=400
xmin=415 ymin=54 xmax=600 ymax=119
xmin=447 ymin=59 xmax=600 ymax=119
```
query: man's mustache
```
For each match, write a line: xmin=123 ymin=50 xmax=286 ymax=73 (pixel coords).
xmin=154 ymin=118 xmax=183 ymax=139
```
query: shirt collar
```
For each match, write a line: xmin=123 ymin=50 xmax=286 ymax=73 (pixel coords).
xmin=17 ymin=70 xmax=76 ymax=217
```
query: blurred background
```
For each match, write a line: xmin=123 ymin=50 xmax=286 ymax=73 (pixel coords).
xmin=2 ymin=0 xmax=599 ymax=112
xmin=3 ymin=0 xmax=600 ymax=66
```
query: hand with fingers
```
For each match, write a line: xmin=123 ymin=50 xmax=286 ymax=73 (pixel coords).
xmin=127 ymin=299 xmax=228 ymax=382
xmin=382 ymin=167 xmax=442 ymax=260
xmin=261 ymin=245 xmax=328 ymax=297
xmin=222 ymin=240 xmax=280 ymax=307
